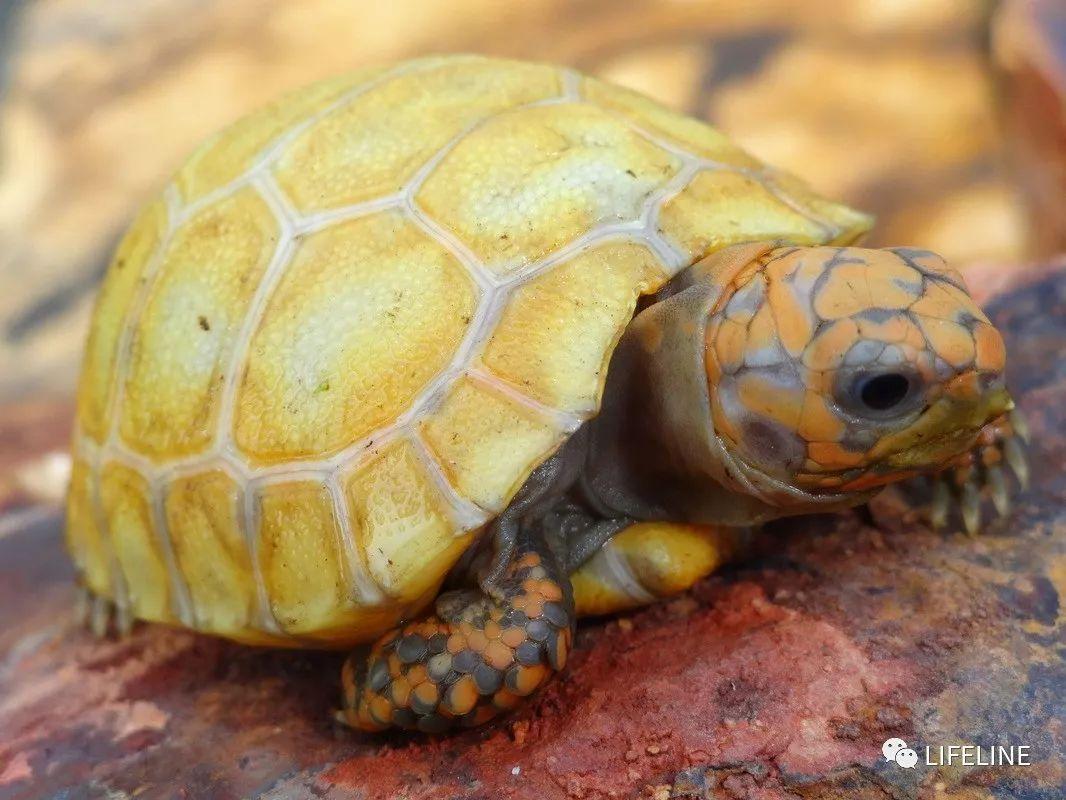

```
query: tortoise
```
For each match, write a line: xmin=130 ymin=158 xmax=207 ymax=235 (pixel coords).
xmin=66 ymin=54 xmax=1027 ymax=733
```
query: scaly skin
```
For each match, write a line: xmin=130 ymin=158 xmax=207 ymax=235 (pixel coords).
xmin=342 ymin=527 xmax=573 ymax=733
xmin=702 ymin=246 xmax=1013 ymax=493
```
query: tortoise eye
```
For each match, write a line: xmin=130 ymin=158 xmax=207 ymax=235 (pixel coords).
xmin=838 ymin=369 xmax=924 ymax=420
xmin=858 ymin=373 xmax=911 ymax=411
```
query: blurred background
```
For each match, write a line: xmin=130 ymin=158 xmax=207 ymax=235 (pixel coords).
xmin=0 ymin=0 xmax=1062 ymax=512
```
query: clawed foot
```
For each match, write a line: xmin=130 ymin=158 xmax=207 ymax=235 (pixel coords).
xmin=74 ymin=584 xmax=133 ymax=638
xmin=930 ymin=409 xmax=1029 ymax=535
xmin=339 ymin=534 xmax=574 ymax=733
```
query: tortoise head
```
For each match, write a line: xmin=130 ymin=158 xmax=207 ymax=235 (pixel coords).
xmin=702 ymin=245 xmax=1010 ymax=498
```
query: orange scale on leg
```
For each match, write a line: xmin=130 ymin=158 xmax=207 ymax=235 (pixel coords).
xmin=444 ymin=675 xmax=479 ymax=716
xmin=465 ymin=629 xmax=488 ymax=653
xmin=484 ymin=640 xmax=514 ymax=670
xmin=548 ymin=633 xmax=569 ymax=670
xmin=501 ymin=627 xmax=526 ymax=648
xmin=412 ymin=681 xmax=439 ymax=708
xmin=465 ymin=705 xmax=499 ymax=727
xmin=524 ymin=597 xmax=544 ymax=619
xmin=509 ymin=663 xmax=549 ymax=696
xmin=406 ymin=664 xmax=428 ymax=686
xmin=390 ymin=677 xmax=411 ymax=707
xmin=447 ymin=633 xmax=467 ymax=654
xmin=973 ymin=322 xmax=1006 ymax=372
xmin=538 ymin=582 xmax=563 ymax=602
xmin=483 ymin=620 xmax=501 ymax=640
xmin=369 ymin=695 xmax=394 ymax=726
xmin=516 ymin=553 xmax=541 ymax=569
xmin=493 ymin=689 xmax=523 ymax=710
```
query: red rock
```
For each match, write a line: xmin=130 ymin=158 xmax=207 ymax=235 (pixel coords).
xmin=0 ymin=265 xmax=1063 ymax=799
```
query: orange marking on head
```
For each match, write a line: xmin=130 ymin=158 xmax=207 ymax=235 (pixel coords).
xmin=807 ymin=441 xmax=867 ymax=470
xmin=744 ymin=303 xmax=778 ymax=358
xmin=918 ymin=318 xmax=975 ymax=369
xmin=802 ymin=319 xmax=860 ymax=371
xmin=841 ymin=469 xmax=918 ymax=492
xmin=736 ymin=372 xmax=803 ymax=429
xmin=767 ymin=276 xmax=816 ymax=358
xmin=812 ymin=264 xmax=872 ymax=320
xmin=711 ymin=319 xmax=747 ymax=374
xmin=855 ymin=314 xmax=922 ymax=346
xmin=946 ymin=371 xmax=981 ymax=402
xmin=973 ymin=322 xmax=1006 ymax=373
xmin=798 ymin=391 xmax=844 ymax=443
xmin=711 ymin=395 xmax=744 ymax=449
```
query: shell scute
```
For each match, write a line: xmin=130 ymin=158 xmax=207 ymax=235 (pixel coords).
xmin=119 ymin=187 xmax=278 ymax=459
xmin=175 ymin=67 xmax=390 ymax=203
xmin=420 ymin=376 xmax=566 ymax=512
xmin=233 ymin=210 xmax=477 ymax=463
xmin=165 ymin=470 xmax=255 ymax=634
xmin=659 ymin=170 xmax=829 ymax=260
xmin=76 ymin=198 xmax=167 ymax=443
xmin=345 ymin=439 xmax=472 ymax=603
xmin=481 ymin=242 xmax=667 ymax=412
xmin=100 ymin=462 xmax=174 ymax=623
xmin=273 ymin=58 xmax=562 ymax=213
xmin=416 ymin=102 xmax=681 ymax=273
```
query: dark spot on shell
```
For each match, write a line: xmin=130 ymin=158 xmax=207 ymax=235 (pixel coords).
xmin=198 ymin=315 xmax=210 ymax=331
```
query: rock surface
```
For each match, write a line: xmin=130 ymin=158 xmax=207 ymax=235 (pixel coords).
xmin=0 ymin=265 xmax=1063 ymax=799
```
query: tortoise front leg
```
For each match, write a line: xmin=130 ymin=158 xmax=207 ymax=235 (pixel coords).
xmin=570 ymin=521 xmax=752 ymax=616
xmin=929 ymin=407 xmax=1029 ymax=534
xmin=340 ymin=518 xmax=574 ymax=733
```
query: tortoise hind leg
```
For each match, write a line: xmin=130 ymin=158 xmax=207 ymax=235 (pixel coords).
xmin=74 ymin=582 xmax=134 ymax=638
xmin=340 ymin=520 xmax=574 ymax=733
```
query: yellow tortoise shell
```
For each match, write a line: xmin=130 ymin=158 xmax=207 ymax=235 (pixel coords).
xmin=66 ymin=55 xmax=870 ymax=647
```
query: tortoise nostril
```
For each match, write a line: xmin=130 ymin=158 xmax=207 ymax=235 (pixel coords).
xmin=859 ymin=373 xmax=911 ymax=411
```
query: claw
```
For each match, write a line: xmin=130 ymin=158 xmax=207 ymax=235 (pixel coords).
xmin=115 ymin=599 xmax=134 ymax=637
xmin=90 ymin=594 xmax=110 ymax=638
xmin=921 ymin=406 xmax=1029 ymax=534
xmin=961 ymin=480 xmax=982 ymax=536
xmin=931 ymin=478 xmax=951 ymax=529
xmin=74 ymin=585 xmax=91 ymax=627
xmin=1003 ymin=437 xmax=1029 ymax=489
xmin=987 ymin=465 xmax=1011 ymax=518
xmin=1009 ymin=408 xmax=1030 ymax=443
